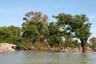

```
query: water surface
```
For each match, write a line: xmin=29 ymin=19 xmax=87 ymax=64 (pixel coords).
xmin=0 ymin=51 xmax=96 ymax=64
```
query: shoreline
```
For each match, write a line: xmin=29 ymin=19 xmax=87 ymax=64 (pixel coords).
xmin=0 ymin=43 xmax=95 ymax=53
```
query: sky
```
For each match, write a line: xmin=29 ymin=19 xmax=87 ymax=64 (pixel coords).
xmin=0 ymin=0 xmax=96 ymax=37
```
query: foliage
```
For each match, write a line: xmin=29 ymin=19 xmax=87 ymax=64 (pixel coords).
xmin=54 ymin=13 xmax=91 ymax=52
xmin=22 ymin=11 xmax=49 ymax=41
xmin=0 ymin=26 xmax=21 ymax=44
xmin=0 ymin=11 xmax=91 ymax=52
xmin=89 ymin=37 xmax=96 ymax=44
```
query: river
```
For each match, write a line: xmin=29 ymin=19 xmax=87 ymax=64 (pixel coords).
xmin=0 ymin=51 xmax=96 ymax=64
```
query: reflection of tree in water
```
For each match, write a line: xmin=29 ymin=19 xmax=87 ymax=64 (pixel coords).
xmin=17 ymin=51 xmax=90 ymax=64
xmin=47 ymin=53 xmax=89 ymax=64
xmin=79 ymin=53 xmax=89 ymax=64
xmin=60 ymin=53 xmax=89 ymax=64
xmin=46 ymin=52 xmax=60 ymax=64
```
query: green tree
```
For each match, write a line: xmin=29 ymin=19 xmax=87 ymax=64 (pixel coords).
xmin=0 ymin=26 xmax=21 ymax=44
xmin=22 ymin=11 xmax=51 ymax=50
xmin=55 ymin=13 xmax=91 ymax=52
xmin=48 ymin=22 xmax=62 ymax=50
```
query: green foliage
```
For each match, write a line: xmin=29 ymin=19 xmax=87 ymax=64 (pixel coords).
xmin=0 ymin=11 xmax=91 ymax=52
xmin=0 ymin=26 xmax=21 ymax=44
xmin=55 ymin=13 xmax=91 ymax=52
xmin=48 ymin=35 xmax=61 ymax=47
xmin=17 ymin=41 xmax=33 ymax=49
xmin=22 ymin=11 xmax=49 ymax=43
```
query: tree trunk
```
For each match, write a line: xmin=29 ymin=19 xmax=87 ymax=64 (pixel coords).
xmin=81 ymin=39 xmax=85 ymax=52
xmin=44 ymin=38 xmax=52 ymax=50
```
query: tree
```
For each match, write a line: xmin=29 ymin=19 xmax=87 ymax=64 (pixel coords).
xmin=73 ymin=14 xmax=91 ymax=52
xmin=89 ymin=37 xmax=96 ymax=49
xmin=22 ymin=11 xmax=51 ymax=50
xmin=89 ymin=37 xmax=96 ymax=44
xmin=54 ymin=13 xmax=91 ymax=52
xmin=48 ymin=22 xmax=62 ymax=50
xmin=0 ymin=26 xmax=21 ymax=44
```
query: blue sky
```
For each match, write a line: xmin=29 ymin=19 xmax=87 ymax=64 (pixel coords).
xmin=0 ymin=0 xmax=96 ymax=37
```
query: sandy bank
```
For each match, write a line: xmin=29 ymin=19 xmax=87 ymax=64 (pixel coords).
xmin=0 ymin=43 xmax=16 ymax=52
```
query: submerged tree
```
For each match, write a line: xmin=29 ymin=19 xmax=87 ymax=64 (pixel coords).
xmin=54 ymin=13 xmax=91 ymax=52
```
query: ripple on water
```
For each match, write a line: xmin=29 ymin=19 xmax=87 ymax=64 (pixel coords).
xmin=0 ymin=51 xmax=96 ymax=64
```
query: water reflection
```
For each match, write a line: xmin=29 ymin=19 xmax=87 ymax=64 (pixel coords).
xmin=79 ymin=53 xmax=88 ymax=64
xmin=0 ymin=51 xmax=96 ymax=64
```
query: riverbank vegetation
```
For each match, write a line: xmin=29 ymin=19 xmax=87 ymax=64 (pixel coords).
xmin=0 ymin=11 xmax=95 ymax=52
